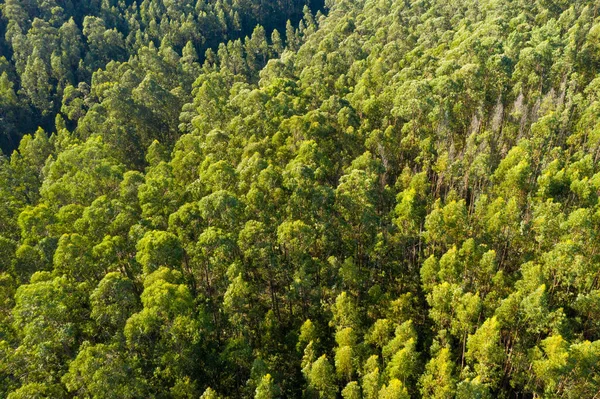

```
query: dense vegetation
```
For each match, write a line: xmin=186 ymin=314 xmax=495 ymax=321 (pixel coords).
xmin=2 ymin=0 xmax=600 ymax=397
xmin=0 ymin=0 xmax=322 ymax=154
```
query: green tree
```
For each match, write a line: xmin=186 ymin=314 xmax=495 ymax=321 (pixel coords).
xmin=89 ymin=272 xmax=140 ymax=339
xmin=305 ymin=354 xmax=337 ymax=399
xmin=62 ymin=342 xmax=148 ymax=398
xmin=11 ymin=273 xmax=89 ymax=387
xmin=135 ymin=230 xmax=183 ymax=274
xmin=378 ymin=379 xmax=409 ymax=399
xmin=255 ymin=373 xmax=280 ymax=399
xmin=419 ymin=347 xmax=456 ymax=399
xmin=124 ymin=267 xmax=201 ymax=395
xmin=465 ymin=317 xmax=505 ymax=387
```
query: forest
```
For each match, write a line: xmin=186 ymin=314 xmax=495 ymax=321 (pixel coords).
xmin=1 ymin=0 xmax=600 ymax=397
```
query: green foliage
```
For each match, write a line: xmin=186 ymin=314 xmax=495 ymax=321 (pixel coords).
xmin=378 ymin=379 xmax=409 ymax=399
xmin=89 ymin=272 xmax=140 ymax=338
xmin=419 ymin=347 xmax=456 ymax=399
xmin=135 ymin=230 xmax=183 ymax=274
xmin=0 ymin=0 xmax=314 ymax=155
xmin=62 ymin=342 xmax=148 ymax=398
xmin=304 ymin=355 xmax=337 ymax=399
xmin=255 ymin=374 xmax=280 ymax=399
xmin=3 ymin=0 xmax=600 ymax=397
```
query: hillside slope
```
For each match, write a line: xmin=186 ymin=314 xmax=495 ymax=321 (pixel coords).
xmin=2 ymin=0 xmax=600 ymax=397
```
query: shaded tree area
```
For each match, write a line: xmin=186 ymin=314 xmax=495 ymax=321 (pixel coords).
xmin=0 ymin=0 xmax=319 ymax=155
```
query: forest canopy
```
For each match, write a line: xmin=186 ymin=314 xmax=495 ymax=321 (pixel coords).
xmin=2 ymin=0 xmax=600 ymax=398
